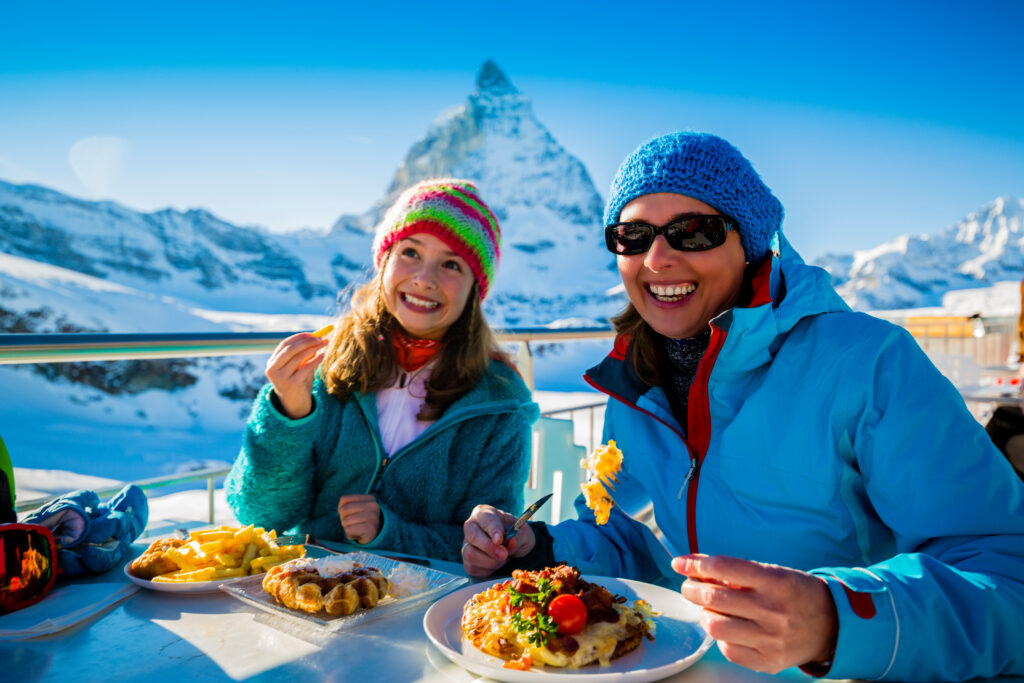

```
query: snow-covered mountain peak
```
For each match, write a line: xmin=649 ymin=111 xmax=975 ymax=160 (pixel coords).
xmin=328 ymin=61 xmax=618 ymax=325
xmin=815 ymin=195 xmax=1024 ymax=311
xmin=475 ymin=59 xmax=518 ymax=97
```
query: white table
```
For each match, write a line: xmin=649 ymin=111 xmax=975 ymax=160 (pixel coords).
xmin=2 ymin=539 xmax=823 ymax=683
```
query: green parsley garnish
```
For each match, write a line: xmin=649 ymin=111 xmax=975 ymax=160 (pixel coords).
xmin=507 ymin=577 xmax=556 ymax=608
xmin=510 ymin=612 xmax=559 ymax=647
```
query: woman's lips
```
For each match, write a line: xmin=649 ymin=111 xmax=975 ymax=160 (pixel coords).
xmin=646 ymin=282 xmax=696 ymax=306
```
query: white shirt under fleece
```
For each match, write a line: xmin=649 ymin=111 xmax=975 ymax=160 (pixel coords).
xmin=374 ymin=361 xmax=437 ymax=455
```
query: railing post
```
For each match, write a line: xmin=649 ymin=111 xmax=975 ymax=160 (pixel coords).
xmin=208 ymin=476 xmax=215 ymax=524
xmin=516 ymin=340 xmax=534 ymax=391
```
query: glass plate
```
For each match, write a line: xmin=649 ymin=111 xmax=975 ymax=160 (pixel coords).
xmin=220 ymin=550 xmax=468 ymax=632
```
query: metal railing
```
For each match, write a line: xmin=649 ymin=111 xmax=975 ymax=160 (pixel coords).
xmin=14 ymin=466 xmax=231 ymax=519
xmin=6 ymin=317 xmax=1016 ymax=519
xmin=0 ymin=327 xmax=615 ymax=365
xmin=4 ymin=327 xmax=615 ymax=520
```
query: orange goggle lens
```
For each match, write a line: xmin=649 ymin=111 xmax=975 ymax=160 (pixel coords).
xmin=0 ymin=523 xmax=57 ymax=614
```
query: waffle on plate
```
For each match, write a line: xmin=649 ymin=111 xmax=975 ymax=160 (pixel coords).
xmin=262 ymin=556 xmax=389 ymax=616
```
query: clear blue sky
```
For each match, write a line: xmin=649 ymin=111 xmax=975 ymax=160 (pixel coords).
xmin=1 ymin=0 xmax=1021 ymax=260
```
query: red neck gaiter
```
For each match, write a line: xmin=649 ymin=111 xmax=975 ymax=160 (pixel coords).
xmin=392 ymin=331 xmax=442 ymax=372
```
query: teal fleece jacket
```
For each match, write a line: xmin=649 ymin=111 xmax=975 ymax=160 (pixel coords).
xmin=226 ymin=359 xmax=538 ymax=562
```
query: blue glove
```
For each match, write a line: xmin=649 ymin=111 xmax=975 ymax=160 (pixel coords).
xmin=23 ymin=485 xmax=149 ymax=577
xmin=22 ymin=489 xmax=99 ymax=548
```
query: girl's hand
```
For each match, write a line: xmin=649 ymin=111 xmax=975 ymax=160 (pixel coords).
xmin=674 ymin=554 xmax=838 ymax=674
xmin=337 ymin=494 xmax=382 ymax=544
xmin=461 ymin=504 xmax=534 ymax=576
xmin=265 ymin=332 xmax=328 ymax=419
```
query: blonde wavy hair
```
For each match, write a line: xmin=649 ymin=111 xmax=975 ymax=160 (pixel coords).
xmin=320 ymin=249 xmax=505 ymax=420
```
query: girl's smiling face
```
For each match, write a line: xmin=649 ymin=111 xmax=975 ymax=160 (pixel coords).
xmin=616 ymin=193 xmax=747 ymax=339
xmin=381 ymin=233 xmax=475 ymax=340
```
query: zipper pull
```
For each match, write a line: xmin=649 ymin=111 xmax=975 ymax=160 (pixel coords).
xmin=370 ymin=457 xmax=391 ymax=493
xmin=677 ymin=459 xmax=699 ymax=499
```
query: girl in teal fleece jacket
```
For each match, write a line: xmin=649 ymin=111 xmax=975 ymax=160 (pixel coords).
xmin=462 ymin=134 xmax=1024 ymax=680
xmin=227 ymin=179 xmax=537 ymax=563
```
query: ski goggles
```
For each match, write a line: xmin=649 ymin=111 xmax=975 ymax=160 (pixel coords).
xmin=605 ymin=214 xmax=737 ymax=255
xmin=0 ymin=523 xmax=58 ymax=614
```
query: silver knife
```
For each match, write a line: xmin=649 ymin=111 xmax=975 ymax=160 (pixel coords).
xmin=503 ymin=493 xmax=553 ymax=541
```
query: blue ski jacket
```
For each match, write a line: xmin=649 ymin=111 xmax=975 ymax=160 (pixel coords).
xmin=548 ymin=235 xmax=1024 ymax=680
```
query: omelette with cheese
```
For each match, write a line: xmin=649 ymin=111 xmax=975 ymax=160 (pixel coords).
xmin=461 ymin=564 xmax=655 ymax=670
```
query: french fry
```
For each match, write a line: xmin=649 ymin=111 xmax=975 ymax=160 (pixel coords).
xmin=180 ymin=567 xmax=218 ymax=582
xmin=311 ymin=324 xmax=334 ymax=338
xmin=212 ymin=567 xmax=245 ymax=578
xmin=213 ymin=552 xmax=238 ymax=567
xmin=200 ymin=540 xmax=226 ymax=554
xmin=152 ymin=574 xmax=189 ymax=583
xmin=240 ymin=541 xmax=259 ymax=573
xmin=165 ymin=548 xmax=197 ymax=572
xmin=249 ymin=555 xmax=283 ymax=572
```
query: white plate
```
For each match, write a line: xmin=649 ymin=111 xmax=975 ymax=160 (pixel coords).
xmin=423 ymin=575 xmax=714 ymax=682
xmin=123 ymin=561 xmax=249 ymax=593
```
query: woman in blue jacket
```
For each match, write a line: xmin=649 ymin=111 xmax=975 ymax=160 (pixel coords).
xmin=462 ymin=133 xmax=1024 ymax=680
xmin=227 ymin=179 xmax=537 ymax=563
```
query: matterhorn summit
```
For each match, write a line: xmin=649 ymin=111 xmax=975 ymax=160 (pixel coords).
xmin=331 ymin=60 xmax=617 ymax=326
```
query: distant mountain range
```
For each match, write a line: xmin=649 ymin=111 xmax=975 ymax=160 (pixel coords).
xmin=1 ymin=61 xmax=1020 ymax=336
xmin=2 ymin=60 xmax=1020 ymax=482
xmin=0 ymin=61 xmax=619 ymax=336
xmin=813 ymin=196 xmax=1024 ymax=312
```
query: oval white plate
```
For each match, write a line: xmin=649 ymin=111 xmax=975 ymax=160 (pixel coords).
xmin=423 ymin=575 xmax=714 ymax=682
xmin=123 ymin=562 xmax=250 ymax=594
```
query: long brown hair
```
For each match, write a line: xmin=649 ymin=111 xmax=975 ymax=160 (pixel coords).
xmin=321 ymin=250 xmax=504 ymax=420
xmin=609 ymin=302 xmax=668 ymax=388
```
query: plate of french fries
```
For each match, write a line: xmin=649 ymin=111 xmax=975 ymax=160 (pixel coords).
xmin=124 ymin=524 xmax=307 ymax=593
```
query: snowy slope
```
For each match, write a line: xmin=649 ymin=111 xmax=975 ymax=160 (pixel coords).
xmin=815 ymin=196 xmax=1024 ymax=311
xmin=0 ymin=62 xmax=620 ymax=329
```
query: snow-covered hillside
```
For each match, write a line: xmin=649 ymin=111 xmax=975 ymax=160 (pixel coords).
xmin=815 ymin=196 xmax=1024 ymax=311
xmin=0 ymin=61 xmax=620 ymax=330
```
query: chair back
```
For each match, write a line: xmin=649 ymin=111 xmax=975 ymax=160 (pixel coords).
xmin=523 ymin=417 xmax=586 ymax=525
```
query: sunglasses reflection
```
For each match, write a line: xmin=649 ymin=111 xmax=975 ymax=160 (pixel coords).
xmin=1 ymin=533 xmax=51 ymax=601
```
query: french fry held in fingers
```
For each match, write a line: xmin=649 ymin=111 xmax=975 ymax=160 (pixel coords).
xmin=311 ymin=324 xmax=335 ymax=338
xmin=138 ymin=524 xmax=305 ymax=583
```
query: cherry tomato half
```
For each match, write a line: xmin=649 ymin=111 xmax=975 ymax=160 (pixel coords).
xmin=547 ymin=594 xmax=587 ymax=635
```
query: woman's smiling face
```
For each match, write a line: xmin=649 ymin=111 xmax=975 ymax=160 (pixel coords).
xmin=616 ymin=193 xmax=747 ymax=339
xmin=381 ymin=233 xmax=475 ymax=340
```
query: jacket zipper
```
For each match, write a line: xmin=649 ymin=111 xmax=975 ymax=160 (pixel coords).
xmin=683 ymin=324 xmax=726 ymax=554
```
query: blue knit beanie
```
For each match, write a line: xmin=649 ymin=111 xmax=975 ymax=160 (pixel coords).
xmin=603 ymin=132 xmax=783 ymax=263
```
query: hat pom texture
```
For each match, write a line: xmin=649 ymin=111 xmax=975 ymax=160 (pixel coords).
xmin=603 ymin=132 xmax=783 ymax=263
xmin=373 ymin=179 xmax=501 ymax=299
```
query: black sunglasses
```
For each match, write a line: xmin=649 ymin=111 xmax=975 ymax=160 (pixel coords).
xmin=605 ymin=215 xmax=737 ymax=255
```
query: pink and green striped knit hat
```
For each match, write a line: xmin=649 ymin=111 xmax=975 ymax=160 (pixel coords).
xmin=372 ymin=179 xmax=502 ymax=299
